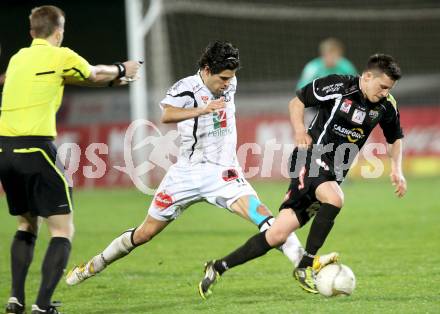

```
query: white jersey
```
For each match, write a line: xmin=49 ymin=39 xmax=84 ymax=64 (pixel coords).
xmin=160 ymin=72 xmax=238 ymax=167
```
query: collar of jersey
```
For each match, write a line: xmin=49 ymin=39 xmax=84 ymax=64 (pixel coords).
xmin=356 ymin=76 xmax=361 ymax=91
xmin=195 ymin=70 xmax=212 ymax=95
xmin=196 ymin=70 xmax=205 ymax=87
xmin=31 ymin=38 xmax=51 ymax=47
xmin=356 ymin=76 xmax=378 ymax=107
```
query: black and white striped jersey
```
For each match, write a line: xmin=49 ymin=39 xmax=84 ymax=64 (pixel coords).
xmin=296 ymin=74 xmax=404 ymax=179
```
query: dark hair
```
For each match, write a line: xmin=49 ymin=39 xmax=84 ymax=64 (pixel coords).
xmin=198 ymin=41 xmax=240 ymax=74
xmin=29 ymin=5 xmax=65 ymax=38
xmin=365 ymin=53 xmax=402 ymax=81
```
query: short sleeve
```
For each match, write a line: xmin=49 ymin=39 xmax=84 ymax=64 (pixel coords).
xmin=60 ymin=47 xmax=91 ymax=80
xmin=379 ymin=95 xmax=404 ymax=144
xmin=296 ymin=74 xmax=345 ymax=108
xmin=160 ymin=79 xmax=195 ymax=109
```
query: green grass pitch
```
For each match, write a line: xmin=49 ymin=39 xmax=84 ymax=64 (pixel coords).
xmin=1 ymin=178 xmax=439 ymax=313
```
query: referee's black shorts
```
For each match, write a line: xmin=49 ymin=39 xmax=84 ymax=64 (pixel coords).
xmin=279 ymin=148 xmax=336 ymax=226
xmin=0 ymin=136 xmax=73 ymax=217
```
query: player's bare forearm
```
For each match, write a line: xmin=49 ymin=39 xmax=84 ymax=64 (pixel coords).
xmin=161 ymin=105 xmax=204 ymax=123
xmin=89 ymin=65 xmax=119 ymax=83
xmin=388 ymin=139 xmax=407 ymax=197
xmin=63 ymin=65 xmax=121 ymax=86
xmin=388 ymin=139 xmax=403 ymax=174
xmin=161 ymin=98 xmax=225 ymax=124
xmin=289 ymin=97 xmax=306 ymax=133
xmin=289 ymin=97 xmax=312 ymax=148
xmin=87 ymin=61 xmax=142 ymax=84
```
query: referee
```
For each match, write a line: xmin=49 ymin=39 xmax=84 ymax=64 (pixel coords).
xmin=1 ymin=6 xmax=141 ymax=314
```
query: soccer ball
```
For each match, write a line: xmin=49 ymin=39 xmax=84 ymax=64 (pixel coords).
xmin=315 ymin=264 xmax=356 ymax=297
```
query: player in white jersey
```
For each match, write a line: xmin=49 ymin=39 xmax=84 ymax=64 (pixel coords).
xmin=66 ymin=41 xmax=336 ymax=293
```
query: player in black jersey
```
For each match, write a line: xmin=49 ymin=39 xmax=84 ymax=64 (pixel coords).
xmin=198 ymin=53 xmax=407 ymax=296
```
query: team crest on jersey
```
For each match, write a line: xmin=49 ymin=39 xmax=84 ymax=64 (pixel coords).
xmin=154 ymin=191 xmax=173 ymax=210
xmin=351 ymin=108 xmax=366 ymax=124
xmin=340 ymin=99 xmax=352 ymax=113
xmin=213 ymin=110 xmax=227 ymax=129
xmin=201 ymin=95 xmax=209 ymax=104
xmin=369 ymin=110 xmax=379 ymax=120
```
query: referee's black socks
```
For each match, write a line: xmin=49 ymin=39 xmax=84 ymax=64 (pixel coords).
xmin=36 ymin=237 xmax=71 ymax=310
xmin=298 ymin=203 xmax=341 ymax=268
xmin=10 ymin=230 xmax=37 ymax=305
xmin=214 ymin=230 xmax=273 ymax=275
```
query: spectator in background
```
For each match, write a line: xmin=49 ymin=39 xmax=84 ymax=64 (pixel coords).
xmin=296 ymin=37 xmax=357 ymax=90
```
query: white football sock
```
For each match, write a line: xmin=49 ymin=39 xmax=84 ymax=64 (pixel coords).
xmin=259 ymin=217 xmax=304 ymax=267
xmin=91 ymin=228 xmax=136 ymax=273
xmin=280 ymin=232 xmax=304 ymax=267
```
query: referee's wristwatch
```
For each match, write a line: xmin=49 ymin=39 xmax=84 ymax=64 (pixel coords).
xmin=114 ymin=62 xmax=126 ymax=78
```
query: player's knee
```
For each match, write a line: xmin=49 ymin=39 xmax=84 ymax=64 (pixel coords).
xmin=247 ymin=196 xmax=272 ymax=226
xmin=18 ymin=222 xmax=39 ymax=235
xmin=18 ymin=220 xmax=40 ymax=235
xmin=50 ymin=223 xmax=74 ymax=240
xmin=331 ymin=194 xmax=344 ymax=208
xmin=69 ymin=224 xmax=75 ymax=240
xmin=322 ymin=193 xmax=344 ymax=208
xmin=64 ymin=221 xmax=75 ymax=239
xmin=266 ymin=228 xmax=289 ymax=247
xmin=256 ymin=203 xmax=272 ymax=216
xmin=17 ymin=215 xmax=40 ymax=235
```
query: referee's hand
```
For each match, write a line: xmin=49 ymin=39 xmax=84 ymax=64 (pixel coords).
xmin=123 ymin=60 xmax=142 ymax=79
xmin=295 ymin=130 xmax=312 ymax=150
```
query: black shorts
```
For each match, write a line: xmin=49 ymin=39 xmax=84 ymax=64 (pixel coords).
xmin=0 ymin=136 xmax=73 ymax=217
xmin=279 ymin=148 xmax=336 ymax=226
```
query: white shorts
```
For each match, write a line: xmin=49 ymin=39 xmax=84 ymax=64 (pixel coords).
xmin=148 ymin=162 xmax=257 ymax=221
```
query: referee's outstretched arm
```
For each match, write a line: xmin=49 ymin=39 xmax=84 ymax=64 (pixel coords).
xmin=64 ymin=61 xmax=142 ymax=87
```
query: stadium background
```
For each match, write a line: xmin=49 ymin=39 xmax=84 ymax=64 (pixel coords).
xmin=1 ymin=0 xmax=439 ymax=189
xmin=0 ymin=1 xmax=439 ymax=313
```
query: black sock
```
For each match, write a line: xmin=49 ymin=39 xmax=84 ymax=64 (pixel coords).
xmin=10 ymin=231 xmax=37 ymax=304
xmin=297 ymin=253 xmax=315 ymax=269
xmin=298 ymin=203 xmax=341 ymax=268
xmin=214 ymin=230 xmax=273 ymax=275
xmin=35 ymin=237 xmax=71 ymax=309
